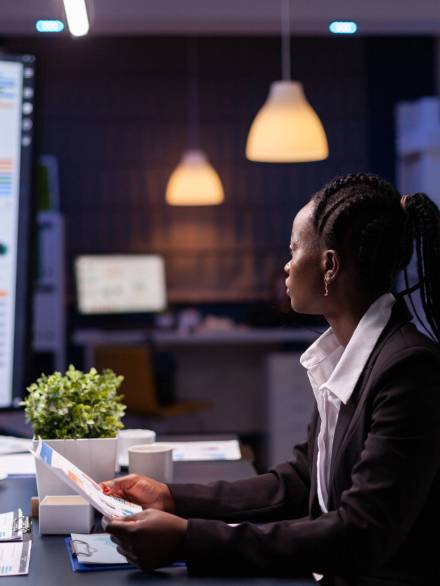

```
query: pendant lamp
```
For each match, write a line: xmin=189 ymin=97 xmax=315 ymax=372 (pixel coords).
xmin=245 ymin=0 xmax=328 ymax=163
xmin=166 ymin=41 xmax=224 ymax=206
xmin=165 ymin=150 xmax=224 ymax=206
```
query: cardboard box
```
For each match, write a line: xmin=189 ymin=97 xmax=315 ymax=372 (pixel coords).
xmin=39 ymin=495 xmax=94 ymax=535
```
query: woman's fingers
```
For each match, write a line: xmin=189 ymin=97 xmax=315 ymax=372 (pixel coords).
xmin=116 ymin=544 xmax=137 ymax=563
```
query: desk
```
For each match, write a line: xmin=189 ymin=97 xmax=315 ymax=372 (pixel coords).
xmin=0 ymin=462 xmax=314 ymax=586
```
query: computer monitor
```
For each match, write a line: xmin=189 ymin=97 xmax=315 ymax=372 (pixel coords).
xmin=75 ymin=255 xmax=167 ymax=315
xmin=0 ymin=54 xmax=36 ymax=407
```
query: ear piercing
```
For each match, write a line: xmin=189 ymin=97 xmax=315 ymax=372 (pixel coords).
xmin=324 ymin=274 xmax=330 ymax=297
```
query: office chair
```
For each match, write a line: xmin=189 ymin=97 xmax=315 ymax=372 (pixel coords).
xmin=94 ymin=345 xmax=212 ymax=417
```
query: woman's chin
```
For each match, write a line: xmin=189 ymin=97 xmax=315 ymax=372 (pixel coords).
xmin=289 ymin=297 xmax=299 ymax=312
xmin=290 ymin=297 xmax=310 ymax=314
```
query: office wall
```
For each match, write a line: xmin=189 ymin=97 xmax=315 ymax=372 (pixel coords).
xmin=2 ymin=36 xmax=434 ymax=303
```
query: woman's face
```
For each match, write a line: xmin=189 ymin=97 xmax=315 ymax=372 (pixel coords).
xmin=284 ymin=201 xmax=326 ymax=314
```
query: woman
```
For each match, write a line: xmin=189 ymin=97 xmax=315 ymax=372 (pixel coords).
xmin=102 ymin=173 xmax=440 ymax=586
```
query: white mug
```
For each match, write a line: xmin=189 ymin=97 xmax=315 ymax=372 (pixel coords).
xmin=117 ymin=429 xmax=156 ymax=469
xmin=128 ymin=443 xmax=173 ymax=482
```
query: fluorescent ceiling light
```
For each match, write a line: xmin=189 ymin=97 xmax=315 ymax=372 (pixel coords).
xmin=35 ymin=20 xmax=64 ymax=33
xmin=63 ymin=0 xmax=90 ymax=37
xmin=329 ymin=21 xmax=358 ymax=34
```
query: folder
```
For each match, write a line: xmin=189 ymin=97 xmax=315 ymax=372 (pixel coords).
xmin=65 ymin=536 xmax=186 ymax=573
xmin=65 ymin=537 xmax=135 ymax=572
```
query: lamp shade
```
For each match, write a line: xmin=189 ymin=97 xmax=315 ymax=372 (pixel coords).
xmin=246 ymin=80 xmax=328 ymax=163
xmin=165 ymin=149 xmax=224 ymax=206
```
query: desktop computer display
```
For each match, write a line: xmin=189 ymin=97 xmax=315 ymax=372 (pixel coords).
xmin=0 ymin=54 xmax=35 ymax=407
xmin=75 ymin=254 xmax=167 ymax=315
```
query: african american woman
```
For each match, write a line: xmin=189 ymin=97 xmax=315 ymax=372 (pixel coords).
xmin=101 ymin=173 xmax=440 ymax=586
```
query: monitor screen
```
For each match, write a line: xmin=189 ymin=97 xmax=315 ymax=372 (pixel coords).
xmin=0 ymin=54 xmax=35 ymax=407
xmin=75 ymin=255 xmax=167 ymax=314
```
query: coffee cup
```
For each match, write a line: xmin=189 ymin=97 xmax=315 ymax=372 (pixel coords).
xmin=128 ymin=443 xmax=173 ymax=482
xmin=117 ymin=429 xmax=156 ymax=469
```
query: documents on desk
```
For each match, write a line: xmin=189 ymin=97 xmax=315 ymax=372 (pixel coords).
xmin=0 ymin=436 xmax=35 ymax=477
xmin=0 ymin=435 xmax=32 ymax=455
xmin=118 ymin=439 xmax=241 ymax=467
xmin=0 ymin=541 xmax=31 ymax=576
xmin=65 ymin=533 xmax=185 ymax=573
xmin=0 ymin=510 xmax=32 ymax=577
xmin=0 ymin=453 xmax=35 ymax=476
xmin=0 ymin=509 xmax=31 ymax=541
xmin=169 ymin=440 xmax=241 ymax=461
xmin=71 ymin=532 xmax=129 ymax=565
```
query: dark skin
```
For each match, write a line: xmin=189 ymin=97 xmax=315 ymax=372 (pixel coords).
xmin=285 ymin=200 xmax=380 ymax=346
xmin=100 ymin=475 xmax=184 ymax=572
xmin=101 ymin=199 xmax=383 ymax=571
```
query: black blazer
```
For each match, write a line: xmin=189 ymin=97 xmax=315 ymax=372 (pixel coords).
xmin=170 ymin=299 xmax=440 ymax=586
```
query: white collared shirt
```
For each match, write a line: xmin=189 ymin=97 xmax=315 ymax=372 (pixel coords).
xmin=300 ymin=292 xmax=396 ymax=514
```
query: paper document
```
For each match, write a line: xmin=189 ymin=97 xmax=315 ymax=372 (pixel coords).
xmin=71 ymin=533 xmax=129 ymax=565
xmin=169 ymin=440 xmax=241 ymax=461
xmin=31 ymin=441 xmax=142 ymax=518
xmin=0 ymin=541 xmax=31 ymax=576
xmin=118 ymin=439 xmax=241 ymax=467
xmin=0 ymin=436 xmax=32 ymax=455
xmin=0 ymin=454 xmax=35 ymax=476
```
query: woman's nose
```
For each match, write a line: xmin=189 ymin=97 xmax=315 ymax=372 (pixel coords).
xmin=284 ymin=261 xmax=290 ymax=273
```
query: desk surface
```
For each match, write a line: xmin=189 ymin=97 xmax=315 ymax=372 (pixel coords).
xmin=0 ymin=463 xmax=314 ymax=586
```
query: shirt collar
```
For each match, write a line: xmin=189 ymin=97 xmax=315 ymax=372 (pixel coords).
xmin=300 ymin=292 xmax=396 ymax=404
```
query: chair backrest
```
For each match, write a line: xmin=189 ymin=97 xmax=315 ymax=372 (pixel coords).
xmin=94 ymin=345 xmax=160 ymax=415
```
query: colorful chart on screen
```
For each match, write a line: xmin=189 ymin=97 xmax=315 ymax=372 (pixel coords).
xmin=0 ymin=55 xmax=35 ymax=406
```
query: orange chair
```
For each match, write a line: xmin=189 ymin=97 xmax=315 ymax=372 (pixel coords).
xmin=94 ymin=345 xmax=212 ymax=417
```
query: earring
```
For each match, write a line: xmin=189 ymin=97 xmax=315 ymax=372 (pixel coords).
xmin=324 ymin=275 xmax=329 ymax=297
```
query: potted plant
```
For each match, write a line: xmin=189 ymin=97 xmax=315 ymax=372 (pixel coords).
xmin=22 ymin=364 xmax=126 ymax=499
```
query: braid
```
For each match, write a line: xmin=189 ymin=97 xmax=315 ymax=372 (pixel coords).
xmin=405 ymin=194 xmax=440 ymax=342
xmin=311 ymin=173 xmax=440 ymax=344
xmin=313 ymin=173 xmax=405 ymax=294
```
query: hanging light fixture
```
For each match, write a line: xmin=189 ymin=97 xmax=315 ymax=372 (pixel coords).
xmin=166 ymin=41 xmax=224 ymax=206
xmin=246 ymin=0 xmax=328 ymax=163
xmin=165 ymin=150 xmax=224 ymax=205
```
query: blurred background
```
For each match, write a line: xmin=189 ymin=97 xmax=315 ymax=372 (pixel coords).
xmin=1 ymin=0 xmax=439 ymax=469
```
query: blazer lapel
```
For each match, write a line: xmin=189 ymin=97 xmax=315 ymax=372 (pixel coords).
xmin=309 ymin=426 xmax=321 ymax=518
xmin=327 ymin=297 xmax=413 ymax=508
xmin=328 ymin=399 xmax=357 ymax=485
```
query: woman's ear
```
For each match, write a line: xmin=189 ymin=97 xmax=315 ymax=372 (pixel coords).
xmin=322 ymin=249 xmax=340 ymax=282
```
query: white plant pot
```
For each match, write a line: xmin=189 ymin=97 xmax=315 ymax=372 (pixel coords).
xmin=33 ymin=438 xmax=117 ymax=500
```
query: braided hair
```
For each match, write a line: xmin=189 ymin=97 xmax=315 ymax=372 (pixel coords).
xmin=311 ymin=172 xmax=440 ymax=343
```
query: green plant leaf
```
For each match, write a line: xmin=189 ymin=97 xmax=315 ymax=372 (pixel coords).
xmin=20 ymin=365 xmax=126 ymax=439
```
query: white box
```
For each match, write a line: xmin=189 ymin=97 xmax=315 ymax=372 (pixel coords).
xmin=39 ymin=495 xmax=94 ymax=535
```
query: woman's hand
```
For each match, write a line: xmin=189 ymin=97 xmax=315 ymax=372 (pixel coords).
xmin=102 ymin=509 xmax=187 ymax=572
xmin=100 ymin=474 xmax=175 ymax=512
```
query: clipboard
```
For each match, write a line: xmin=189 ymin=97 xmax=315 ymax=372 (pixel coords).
xmin=13 ymin=512 xmax=32 ymax=536
xmin=64 ymin=538 xmax=136 ymax=572
xmin=64 ymin=537 xmax=186 ymax=572
xmin=0 ymin=509 xmax=32 ymax=542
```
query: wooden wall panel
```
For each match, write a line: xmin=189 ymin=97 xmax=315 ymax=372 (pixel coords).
xmin=5 ymin=36 xmax=370 ymax=301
